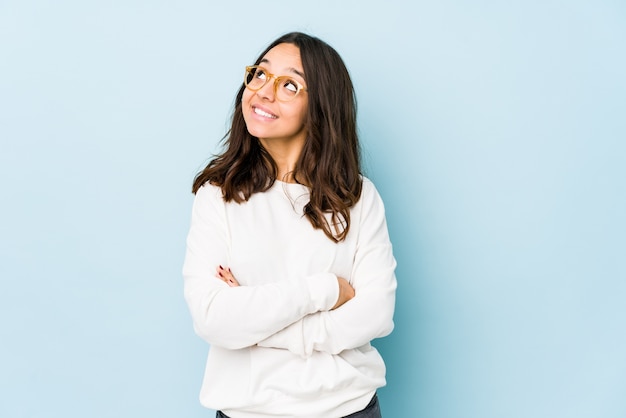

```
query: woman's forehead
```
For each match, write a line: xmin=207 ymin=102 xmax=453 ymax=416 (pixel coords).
xmin=260 ymin=43 xmax=304 ymax=77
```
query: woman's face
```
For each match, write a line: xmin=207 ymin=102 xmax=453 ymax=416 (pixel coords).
xmin=242 ymin=43 xmax=308 ymax=149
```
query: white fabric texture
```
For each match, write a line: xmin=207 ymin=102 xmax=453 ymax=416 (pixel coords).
xmin=183 ymin=177 xmax=397 ymax=418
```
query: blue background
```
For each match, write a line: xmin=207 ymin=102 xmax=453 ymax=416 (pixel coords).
xmin=1 ymin=1 xmax=625 ymax=417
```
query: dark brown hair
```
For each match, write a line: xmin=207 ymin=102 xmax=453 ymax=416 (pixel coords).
xmin=192 ymin=32 xmax=362 ymax=242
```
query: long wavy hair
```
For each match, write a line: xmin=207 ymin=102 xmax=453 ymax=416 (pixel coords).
xmin=192 ymin=32 xmax=362 ymax=242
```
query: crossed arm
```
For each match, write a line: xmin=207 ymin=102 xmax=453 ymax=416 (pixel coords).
xmin=217 ymin=265 xmax=356 ymax=310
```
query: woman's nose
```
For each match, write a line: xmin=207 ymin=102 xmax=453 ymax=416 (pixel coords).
xmin=256 ymin=77 xmax=276 ymax=101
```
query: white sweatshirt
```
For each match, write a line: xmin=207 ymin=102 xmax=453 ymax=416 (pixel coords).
xmin=183 ymin=177 xmax=397 ymax=418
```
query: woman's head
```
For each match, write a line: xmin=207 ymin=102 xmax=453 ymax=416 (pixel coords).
xmin=241 ymin=42 xmax=309 ymax=156
xmin=194 ymin=32 xmax=362 ymax=242
xmin=237 ymin=32 xmax=359 ymax=185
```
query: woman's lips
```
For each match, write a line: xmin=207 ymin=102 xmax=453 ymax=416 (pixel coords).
xmin=252 ymin=105 xmax=278 ymax=119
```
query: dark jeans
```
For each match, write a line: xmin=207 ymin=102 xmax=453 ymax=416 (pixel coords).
xmin=216 ymin=393 xmax=381 ymax=418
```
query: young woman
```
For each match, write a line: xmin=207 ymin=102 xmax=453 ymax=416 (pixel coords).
xmin=183 ymin=32 xmax=397 ymax=418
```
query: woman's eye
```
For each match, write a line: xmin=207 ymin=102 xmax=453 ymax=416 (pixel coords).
xmin=283 ymin=80 xmax=298 ymax=93
xmin=255 ymin=69 xmax=267 ymax=80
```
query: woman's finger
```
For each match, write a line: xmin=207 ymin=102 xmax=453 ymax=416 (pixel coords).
xmin=217 ymin=265 xmax=240 ymax=287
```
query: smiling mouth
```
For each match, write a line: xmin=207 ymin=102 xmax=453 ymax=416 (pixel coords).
xmin=253 ymin=106 xmax=278 ymax=119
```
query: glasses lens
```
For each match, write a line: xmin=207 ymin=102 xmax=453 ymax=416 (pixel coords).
xmin=275 ymin=77 xmax=300 ymax=101
xmin=245 ymin=66 xmax=267 ymax=90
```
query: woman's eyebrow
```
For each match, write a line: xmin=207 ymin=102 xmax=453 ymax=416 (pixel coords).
xmin=290 ymin=68 xmax=305 ymax=79
xmin=259 ymin=58 xmax=305 ymax=79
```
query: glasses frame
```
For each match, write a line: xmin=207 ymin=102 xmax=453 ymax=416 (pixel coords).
xmin=244 ymin=65 xmax=307 ymax=102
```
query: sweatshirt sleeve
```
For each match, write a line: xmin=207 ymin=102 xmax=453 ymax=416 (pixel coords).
xmin=257 ymin=179 xmax=397 ymax=357
xmin=182 ymin=184 xmax=339 ymax=350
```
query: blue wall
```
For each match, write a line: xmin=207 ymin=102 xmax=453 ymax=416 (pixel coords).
xmin=1 ymin=1 xmax=624 ymax=417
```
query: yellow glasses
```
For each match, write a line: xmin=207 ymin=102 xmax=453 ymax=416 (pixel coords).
xmin=244 ymin=65 xmax=307 ymax=102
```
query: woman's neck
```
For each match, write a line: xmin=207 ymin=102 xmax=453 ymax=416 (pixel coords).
xmin=259 ymin=138 xmax=305 ymax=184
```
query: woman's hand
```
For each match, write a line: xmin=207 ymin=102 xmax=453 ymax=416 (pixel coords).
xmin=217 ymin=265 xmax=240 ymax=287
xmin=331 ymin=277 xmax=355 ymax=310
